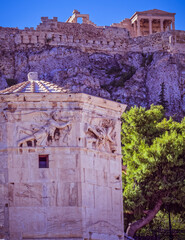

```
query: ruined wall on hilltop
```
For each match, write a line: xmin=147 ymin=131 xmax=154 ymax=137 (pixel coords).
xmin=1 ymin=17 xmax=185 ymax=55
xmin=0 ymin=23 xmax=130 ymax=55
xmin=0 ymin=18 xmax=185 ymax=118
xmin=1 ymin=16 xmax=185 ymax=56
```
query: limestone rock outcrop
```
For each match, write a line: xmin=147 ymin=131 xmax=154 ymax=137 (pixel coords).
xmin=0 ymin=14 xmax=185 ymax=119
xmin=0 ymin=44 xmax=184 ymax=118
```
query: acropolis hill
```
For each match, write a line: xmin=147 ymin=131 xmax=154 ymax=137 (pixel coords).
xmin=0 ymin=9 xmax=185 ymax=118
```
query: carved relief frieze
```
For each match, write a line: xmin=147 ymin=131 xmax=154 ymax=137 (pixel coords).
xmin=85 ymin=119 xmax=117 ymax=153
xmin=17 ymin=110 xmax=72 ymax=147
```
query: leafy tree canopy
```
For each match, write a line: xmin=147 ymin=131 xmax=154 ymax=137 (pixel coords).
xmin=121 ymin=105 xmax=185 ymax=237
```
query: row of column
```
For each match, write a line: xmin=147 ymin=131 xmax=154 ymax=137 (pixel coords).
xmin=133 ymin=17 xmax=175 ymax=36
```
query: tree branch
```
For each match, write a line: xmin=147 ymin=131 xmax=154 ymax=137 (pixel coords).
xmin=126 ymin=199 xmax=163 ymax=237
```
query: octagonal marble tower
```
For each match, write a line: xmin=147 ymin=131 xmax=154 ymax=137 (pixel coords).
xmin=0 ymin=73 xmax=126 ymax=240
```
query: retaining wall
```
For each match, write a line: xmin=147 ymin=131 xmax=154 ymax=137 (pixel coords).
xmin=0 ymin=22 xmax=185 ymax=54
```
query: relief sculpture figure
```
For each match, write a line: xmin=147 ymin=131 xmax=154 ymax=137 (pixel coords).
xmin=17 ymin=111 xmax=71 ymax=147
xmin=85 ymin=119 xmax=117 ymax=152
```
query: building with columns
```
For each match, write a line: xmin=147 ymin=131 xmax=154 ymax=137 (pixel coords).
xmin=130 ymin=9 xmax=175 ymax=37
xmin=112 ymin=9 xmax=176 ymax=37
xmin=33 ymin=9 xmax=176 ymax=39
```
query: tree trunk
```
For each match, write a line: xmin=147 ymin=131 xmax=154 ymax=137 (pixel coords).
xmin=168 ymin=209 xmax=173 ymax=240
xmin=126 ymin=199 xmax=163 ymax=237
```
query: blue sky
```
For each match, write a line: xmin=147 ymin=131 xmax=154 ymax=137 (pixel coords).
xmin=0 ymin=0 xmax=185 ymax=30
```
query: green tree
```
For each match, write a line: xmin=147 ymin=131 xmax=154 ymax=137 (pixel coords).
xmin=137 ymin=211 xmax=185 ymax=238
xmin=121 ymin=105 xmax=185 ymax=237
xmin=157 ymin=82 xmax=168 ymax=110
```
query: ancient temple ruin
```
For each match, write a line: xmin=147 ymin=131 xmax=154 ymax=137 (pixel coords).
xmin=2 ymin=8 xmax=182 ymax=58
xmin=112 ymin=9 xmax=176 ymax=37
xmin=66 ymin=9 xmax=96 ymax=26
xmin=66 ymin=9 xmax=176 ymax=37
xmin=0 ymin=73 xmax=126 ymax=240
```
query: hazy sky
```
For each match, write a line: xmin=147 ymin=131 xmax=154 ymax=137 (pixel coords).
xmin=0 ymin=0 xmax=185 ymax=30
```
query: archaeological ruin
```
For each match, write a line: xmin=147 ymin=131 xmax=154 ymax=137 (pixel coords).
xmin=112 ymin=9 xmax=175 ymax=37
xmin=0 ymin=72 xmax=126 ymax=239
xmin=0 ymin=8 xmax=185 ymax=240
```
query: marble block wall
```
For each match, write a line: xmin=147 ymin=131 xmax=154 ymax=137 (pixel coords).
xmin=0 ymin=92 xmax=126 ymax=240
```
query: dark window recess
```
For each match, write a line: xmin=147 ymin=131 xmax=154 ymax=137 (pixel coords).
xmin=54 ymin=128 xmax=60 ymax=140
xmin=27 ymin=141 xmax=32 ymax=147
xmin=39 ymin=155 xmax=49 ymax=168
xmin=47 ymin=134 xmax=52 ymax=142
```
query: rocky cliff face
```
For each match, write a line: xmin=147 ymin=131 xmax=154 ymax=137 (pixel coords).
xmin=0 ymin=43 xmax=185 ymax=119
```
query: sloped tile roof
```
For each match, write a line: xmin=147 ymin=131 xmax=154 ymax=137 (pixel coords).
xmin=0 ymin=77 xmax=68 ymax=94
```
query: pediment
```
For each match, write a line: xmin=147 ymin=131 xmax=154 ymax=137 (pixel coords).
xmin=138 ymin=9 xmax=175 ymax=15
xmin=131 ymin=9 xmax=175 ymax=20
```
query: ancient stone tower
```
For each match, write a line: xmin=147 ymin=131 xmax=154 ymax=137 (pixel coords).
xmin=0 ymin=73 xmax=126 ymax=240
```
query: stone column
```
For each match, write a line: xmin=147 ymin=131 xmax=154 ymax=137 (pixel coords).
xmin=160 ymin=19 xmax=164 ymax=32
xmin=137 ymin=17 xmax=141 ymax=36
xmin=133 ymin=21 xmax=137 ymax=37
xmin=72 ymin=17 xmax=77 ymax=23
xmin=172 ymin=20 xmax=175 ymax=30
xmin=149 ymin=18 xmax=152 ymax=35
xmin=169 ymin=21 xmax=172 ymax=30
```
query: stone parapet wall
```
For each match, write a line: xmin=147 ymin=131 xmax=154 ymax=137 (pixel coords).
xmin=13 ymin=30 xmax=129 ymax=54
xmin=168 ymin=30 xmax=185 ymax=53
xmin=128 ymin=31 xmax=185 ymax=53
xmin=175 ymin=30 xmax=185 ymax=43
xmin=0 ymin=24 xmax=129 ymax=54
xmin=0 ymin=24 xmax=185 ymax=55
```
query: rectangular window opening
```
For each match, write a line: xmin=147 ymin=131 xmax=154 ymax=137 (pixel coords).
xmin=39 ymin=155 xmax=49 ymax=168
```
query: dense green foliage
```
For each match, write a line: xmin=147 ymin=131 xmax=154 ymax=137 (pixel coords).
xmin=157 ymin=82 xmax=168 ymax=110
xmin=137 ymin=211 xmax=185 ymax=235
xmin=121 ymin=105 xmax=185 ymax=232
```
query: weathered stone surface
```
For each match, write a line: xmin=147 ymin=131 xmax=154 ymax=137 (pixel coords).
xmin=0 ymin=43 xmax=184 ymax=118
xmin=0 ymin=12 xmax=185 ymax=119
xmin=0 ymin=9 xmax=184 ymax=239
xmin=0 ymin=92 xmax=126 ymax=239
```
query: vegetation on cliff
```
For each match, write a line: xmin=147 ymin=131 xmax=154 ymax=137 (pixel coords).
xmin=121 ymin=105 xmax=185 ymax=237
